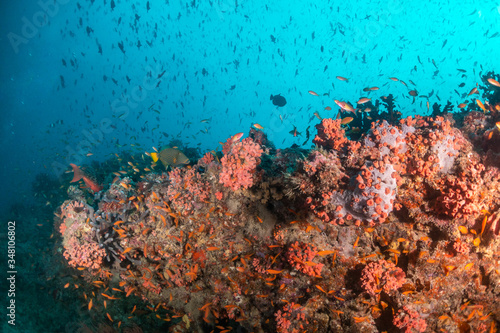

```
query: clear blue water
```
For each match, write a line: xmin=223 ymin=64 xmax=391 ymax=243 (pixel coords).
xmin=2 ymin=1 xmax=499 ymax=214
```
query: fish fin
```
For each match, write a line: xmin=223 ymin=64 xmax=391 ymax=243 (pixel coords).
xmin=270 ymin=94 xmax=273 ymax=100
xmin=70 ymin=163 xmax=84 ymax=183
xmin=150 ymin=152 xmax=159 ymax=163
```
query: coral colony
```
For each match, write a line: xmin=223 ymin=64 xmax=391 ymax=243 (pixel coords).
xmin=56 ymin=76 xmax=500 ymax=332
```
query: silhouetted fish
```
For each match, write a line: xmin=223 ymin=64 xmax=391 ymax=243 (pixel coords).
xmin=270 ymin=94 xmax=287 ymax=107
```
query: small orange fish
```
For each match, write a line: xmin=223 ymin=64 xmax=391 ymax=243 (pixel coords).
xmin=308 ymin=90 xmax=319 ymax=96
xmin=341 ymin=117 xmax=354 ymax=125
xmin=464 ymin=263 xmax=474 ymax=270
xmin=315 ymin=285 xmax=327 ymax=293
xmin=336 ymin=76 xmax=349 ymax=82
xmin=231 ymin=132 xmax=244 ymax=142
xmin=476 ymin=99 xmax=486 ymax=112
xmin=324 ymin=106 xmax=332 ymax=110
xmin=122 ymin=247 xmax=132 ymax=254
xmin=467 ymin=87 xmax=478 ymax=96
xmin=266 ymin=269 xmax=283 ymax=274
xmin=317 ymin=250 xmax=336 ymax=256
xmin=496 ymin=121 xmax=500 ymax=131
xmin=487 ymin=78 xmax=500 ymax=87
xmin=253 ymin=123 xmax=264 ymax=130
xmin=357 ymin=97 xmax=371 ymax=104
xmin=353 ymin=317 xmax=367 ymax=323
xmin=353 ymin=236 xmax=359 ymax=248
xmin=409 ymin=90 xmax=418 ymax=96
xmin=388 ymin=77 xmax=399 ymax=81
xmin=458 ymin=103 xmax=467 ymax=108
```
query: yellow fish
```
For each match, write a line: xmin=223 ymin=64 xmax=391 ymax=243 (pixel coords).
xmin=150 ymin=147 xmax=190 ymax=168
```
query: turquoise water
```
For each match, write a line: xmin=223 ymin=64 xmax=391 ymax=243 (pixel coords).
xmin=2 ymin=1 xmax=498 ymax=213
xmin=1 ymin=1 xmax=499 ymax=332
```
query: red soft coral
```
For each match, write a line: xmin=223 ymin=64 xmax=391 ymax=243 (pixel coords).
xmin=313 ymin=118 xmax=349 ymax=150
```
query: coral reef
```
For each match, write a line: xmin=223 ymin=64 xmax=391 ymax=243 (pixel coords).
xmin=55 ymin=83 xmax=500 ymax=332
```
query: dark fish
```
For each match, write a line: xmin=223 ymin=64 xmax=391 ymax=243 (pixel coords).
xmin=302 ymin=126 xmax=310 ymax=145
xmin=118 ymin=41 xmax=125 ymax=54
xmin=270 ymin=94 xmax=287 ymax=107
xmin=158 ymin=70 xmax=166 ymax=79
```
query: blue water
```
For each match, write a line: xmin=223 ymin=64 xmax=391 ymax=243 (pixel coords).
xmin=0 ymin=0 xmax=498 ymax=331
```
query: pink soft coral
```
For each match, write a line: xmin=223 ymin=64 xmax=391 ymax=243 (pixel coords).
xmin=361 ymin=259 xmax=406 ymax=295
xmin=219 ymin=137 xmax=263 ymax=191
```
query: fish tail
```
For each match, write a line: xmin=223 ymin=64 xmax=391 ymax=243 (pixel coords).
xmin=150 ymin=152 xmax=159 ymax=163
xmin=70 ymin=163 xmax=84 ymax=183
xmin=270 ymin=94 xmax=273 ymax=100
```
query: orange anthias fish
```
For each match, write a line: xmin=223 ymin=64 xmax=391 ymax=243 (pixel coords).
xmin=231 ymin=132 xmax=244 ymax=142
xmin=341 ymin=117 xmax=354 ymax=125
xmin=476 ymin=99 xmax=486 ymax=112
xmin=70 ymin=164 xmax=103 ymax=193
xmin=487 ymin=78 xmax=500 ymax=87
